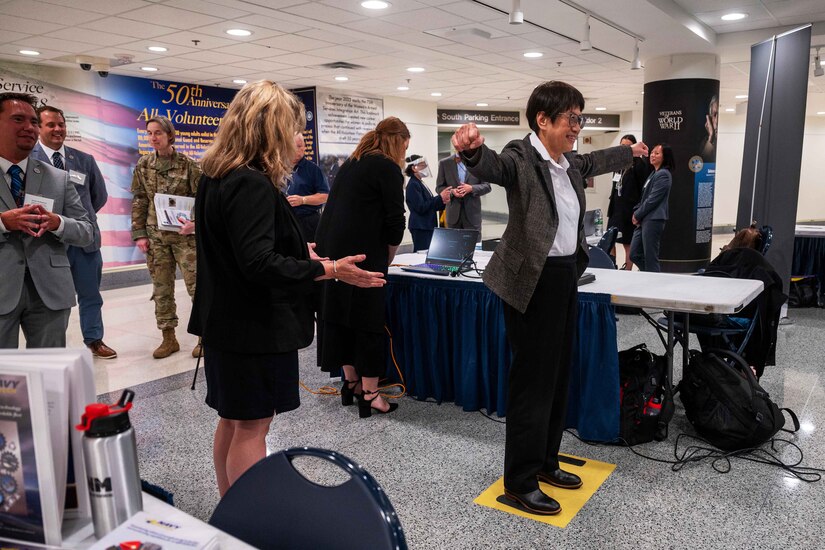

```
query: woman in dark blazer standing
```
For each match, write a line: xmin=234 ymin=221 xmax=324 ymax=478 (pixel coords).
xmin=316 ymin=117 xmax=409 ymax=418
xmin=607 ymin=134 xmax=652 ymax=269
xmin=452 ymin=81 xmax=648 ymax=516
xmin=629 ymin=143 xmax=675 ymax=273
xmin=404 ymin=154 xmax=451 ymax=251
xmin=188 ymin=81 xmax=386 ymax=496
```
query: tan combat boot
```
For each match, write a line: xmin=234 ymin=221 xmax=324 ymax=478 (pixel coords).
xmin=192 ymin=338 xmax=202 ymax=358
xmin=153 ymin=328 xmax=180 ymax=359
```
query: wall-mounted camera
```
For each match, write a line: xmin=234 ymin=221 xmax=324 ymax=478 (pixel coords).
xmin=92 ymin=63 xmax=110 ymax=78
xmin=76 ymin=55 xmax=94 ymax=71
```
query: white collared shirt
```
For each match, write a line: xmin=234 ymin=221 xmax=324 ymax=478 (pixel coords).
xmin=39 ymin=142 xmax=67 ymax=169
xmin=529 ymin=133 xmax=580 ymax=257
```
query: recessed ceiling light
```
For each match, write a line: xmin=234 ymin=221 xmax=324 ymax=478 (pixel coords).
xmin=334 ymin=75 xmax=349 ymax=81
xmin=595 ymin=107 xmax=607 ymax=111
xmin=735 ymin=94 xmax=748 ymax=99
xmin=476 ymin=103 xmax=488 ymax=107
xmin=523 ymin=51 xmax=543 ymax=58
xmin=233 ymin=79 xmax=247 ymax=84
xmin=407 ymin=67 xmax=425 ymax=73
xmin=397 ymin=86 xmax=409 ymax=91
xmin=141 ymin=66 xmax=158 ymax=72
xmin=226 ymin=28 xmax=252 ymax=37
xmin=818 ymin=111 xmax=825 ymax=115
xmin=147 ymin=46 xmax=168 ymax=52
xmin=361 ymin=0 xmax=390 ymax=9
xmin=431 ymin=92 xmax=442 ymax=97
xmin=18 ymin=49 xmax=40 ymax=56
xmin=725 ymin=108 xmax=735 ymax=112
xmin=721 ymin=13 xmax=748 ymax=21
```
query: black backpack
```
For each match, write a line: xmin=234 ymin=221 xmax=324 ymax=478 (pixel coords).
xmin=618 ymin=344 xmax=674 ymax=445
xmin=679 ymin=349 xmax=799 ymax=451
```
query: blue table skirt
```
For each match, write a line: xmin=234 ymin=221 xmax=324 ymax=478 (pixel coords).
xmin=792 ymin=236 xmax=825 ymax=293
xmin=384 ymin=275 xmax=619 ymax=441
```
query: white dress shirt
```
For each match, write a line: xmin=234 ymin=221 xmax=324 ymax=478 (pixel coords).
xmin=38 ymin=142 xmax=67 ymax=169
xmin=529 ymin=133 xmax=580 ymax=257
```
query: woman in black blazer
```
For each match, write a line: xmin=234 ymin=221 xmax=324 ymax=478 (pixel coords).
xmin=404 ymin=154 xmax=451 ymax=251
xmin=607 ymin=134 xmax=652 ymax=269
xmin=188 ymin=81 xmax=386 ymax=496
xmin=315 ymin=117 xmax=409 ymax=418
xmin=629 ymin=143 xmax=675 ymax=272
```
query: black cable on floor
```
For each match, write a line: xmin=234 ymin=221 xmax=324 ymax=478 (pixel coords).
xmin=478 ymin=409 xmax=506 ymax=424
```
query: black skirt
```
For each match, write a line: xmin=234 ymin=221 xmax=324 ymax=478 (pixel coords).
xmin=204 ymin=346 xmax=300 ymax=420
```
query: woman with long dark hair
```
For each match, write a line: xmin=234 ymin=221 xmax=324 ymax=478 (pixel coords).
xmin=630 ymin=143 xmax=675 ymax=272
xmin=316 ymin=117 xmax=409 ymax=417
xmin=607 ymin=134 xmax=652 ymax=269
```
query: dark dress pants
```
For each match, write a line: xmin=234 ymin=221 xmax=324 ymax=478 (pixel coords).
xmin=67 ymin=246 xmax=104 ymax=344
xmin=629 ymin=219 xmax=666 ymax=272
xmin=410 ymin=229 xmax=434 ymax=252
xmin=502 ymin=255 xmax=578 ymax=494
xmin=297 ymin=211 xmax=321 ymax=242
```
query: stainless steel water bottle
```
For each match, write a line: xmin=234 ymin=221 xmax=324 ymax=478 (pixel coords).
xmin=76 ymin=389 xmax=143 ymax=538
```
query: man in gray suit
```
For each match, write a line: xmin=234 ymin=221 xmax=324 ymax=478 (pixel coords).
xmin=0 ymin=93 xmax=93 ymax=348
xmin=32 ymin=105 xmax=116 ymax=358
xmin=435 ymin=151 xmax=491 ymax=234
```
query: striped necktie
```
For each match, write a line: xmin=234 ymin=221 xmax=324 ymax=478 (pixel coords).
xmin=8 ymin=165 xmax=24 ymax=208
xmin=52 ymin=151 xmax=65 ymax=170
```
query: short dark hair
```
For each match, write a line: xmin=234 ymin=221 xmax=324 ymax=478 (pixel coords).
xmin=404 ymin=154 xmax=422 ymax=177
xmin=0 ymin=93 xmax=38 ymax=114
xmin=525 ymin=81 xmax=585 ymax=133
xmin=36 ymin=105 xmax=65 ymax=123
xmin=656 ymin=143 xmax=676 ymax=172
xmin=620 ymin=134 xmax=637 ymax=144
xmin=147 ymin=115 xmax=176 ymax=145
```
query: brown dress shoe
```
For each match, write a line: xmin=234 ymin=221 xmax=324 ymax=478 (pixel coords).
xmin=88 ymin=340 xmax=117 ymax=359
xmin=192 ymin=339 xmax=202 ymax=358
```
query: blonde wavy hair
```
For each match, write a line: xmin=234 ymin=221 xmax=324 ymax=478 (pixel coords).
xmin=200 ymin=80 xmax=305 ymax=191
xmin=350 ymin=116 xmax=410 ymax=168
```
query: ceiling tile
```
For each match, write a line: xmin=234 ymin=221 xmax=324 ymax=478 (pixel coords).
xmin=281 ymin=3 xmax=366 ymax=24
xmin=211 ymin=42 xmax=291 ymax=59
xmin=119 ymin=5 xmax=224 ymax=30
xmin=0 ymin=14 xmax=63 ymax=34
xmin=80 ymin=17 xmax=179 ymax=39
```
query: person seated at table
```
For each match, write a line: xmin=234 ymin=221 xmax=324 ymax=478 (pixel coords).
xmin=721 ymin=222 xmax=762 ymax=252
xmin=451 ymin=81 xmax=648 ymax=516
xmin=404 ymin=154 xmax=451 ymax=251
xmin=315 ymin=117 xmax=409 ymax=418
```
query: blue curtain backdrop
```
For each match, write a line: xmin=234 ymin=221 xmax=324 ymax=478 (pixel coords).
xmin=384 ymin=275 xmax=619 ymax=441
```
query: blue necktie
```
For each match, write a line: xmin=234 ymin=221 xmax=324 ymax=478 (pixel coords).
xmin=8 ymin=165 xmax=24 ymax=208
xmin=52 ymin=152 xmax=65 ymax=170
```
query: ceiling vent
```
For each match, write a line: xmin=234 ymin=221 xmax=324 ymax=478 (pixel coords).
xmin=319 ymin=61 xmax=366 ymax=70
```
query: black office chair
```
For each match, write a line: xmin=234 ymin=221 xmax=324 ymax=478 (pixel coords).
xmin=209 ymin=447 xmax=407 ymax=550
xmin=597 ymin=225 xmax=618 ymax=256
xmin=759 ymin=225 xmax=773 ymax=255
xmin=588 ymin=244 xmax=617 ymax=269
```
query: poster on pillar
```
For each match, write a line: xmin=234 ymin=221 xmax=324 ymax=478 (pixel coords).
xmin=643 ymin=78 xmax=719 ymax=273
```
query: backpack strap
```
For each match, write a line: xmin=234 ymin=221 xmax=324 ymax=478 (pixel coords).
xmin=779 ymin=408 xmax=800 ymax=433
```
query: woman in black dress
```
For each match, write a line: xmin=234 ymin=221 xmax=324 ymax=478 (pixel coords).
xmin=606 ymin=134 xmax=651 ymax=269
xmin=189 ymin=81 xmax=386 ymax=496
xmin=316 ymin=117 xmax=409 ymax=417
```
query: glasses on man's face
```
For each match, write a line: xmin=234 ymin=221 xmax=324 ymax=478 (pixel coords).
xmin=559 ymin=112 xmax=586 ymax=129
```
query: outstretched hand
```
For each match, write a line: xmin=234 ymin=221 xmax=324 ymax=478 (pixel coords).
xmin=318 ymin=254 xmax=386 ymax=288
xmin=451 ymin=123 xmax=484 ymax=153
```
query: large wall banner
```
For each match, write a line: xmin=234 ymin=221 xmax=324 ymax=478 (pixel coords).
xmin=0 ymin=62 xmax=237 ymax=268
xmin=316 ymin=90 xmax=383 ymax=185
xmin=643 ymin=77 xmax=720 ymax=272
xmin=291 ymin=86 xmax=319 ymax=163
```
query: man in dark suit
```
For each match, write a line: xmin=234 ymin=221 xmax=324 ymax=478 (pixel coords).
xmin=0 ymin=93 xmax=94 ymax=348
xmin=32 ymin=105 xmax=116 ymax=358
xmin=435 ymin=151 xmax=491 ymax=234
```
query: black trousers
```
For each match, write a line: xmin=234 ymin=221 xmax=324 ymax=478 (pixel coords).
xmin=410 ymin=229 xmax=434 ymax=252
xmin=502 ymin=255 xmax=578 ymax=493
xmin=297 ymin=211 xmax=321 ymax=242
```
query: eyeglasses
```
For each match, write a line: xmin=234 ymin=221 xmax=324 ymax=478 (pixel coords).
xmin=559 ymin=112 xmax=586 ymax=128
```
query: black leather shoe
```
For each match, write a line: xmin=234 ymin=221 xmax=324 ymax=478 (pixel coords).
xmin=503 ymin=489 xmax=561 ymax=515
xmin=537 ymin=468 xmax=582 ymax=489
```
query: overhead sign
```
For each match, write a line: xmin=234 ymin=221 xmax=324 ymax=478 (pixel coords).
xmin=437 ymin=109 xmax=520 ymax=126
xmin=582 ymin=113 xmax=620 ymax=129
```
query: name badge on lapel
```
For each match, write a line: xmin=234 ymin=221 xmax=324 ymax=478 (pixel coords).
xmin=69 ymin=170 xmax=87 ymax=186
xmin=24 ymin=193 xmax=55 ymax=212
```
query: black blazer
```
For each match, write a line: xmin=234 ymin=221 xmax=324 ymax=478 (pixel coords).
xmin=315 ymin=154 xmax=405 ymax=333
xmin=188 ymin=166 xmax=324 ymax=354
xmin=405 ymin=175 xmax=445 ymax=231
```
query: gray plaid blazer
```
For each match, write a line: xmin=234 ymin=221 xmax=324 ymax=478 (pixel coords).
xmin=463 ymin=135 xmax=632 ymax=313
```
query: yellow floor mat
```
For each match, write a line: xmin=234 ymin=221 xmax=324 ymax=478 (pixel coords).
xmin=473 ymin=454 xmax=616 ymax=528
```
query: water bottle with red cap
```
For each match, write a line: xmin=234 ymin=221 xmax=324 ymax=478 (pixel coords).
xmin=76 ymin=389 xmax=142 ymax=538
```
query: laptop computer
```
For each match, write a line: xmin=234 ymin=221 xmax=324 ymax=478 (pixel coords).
xmin=583 ymin=210 xmax=597 ymax=237
xmin=401 ymin=228 xmax=480 ymax=276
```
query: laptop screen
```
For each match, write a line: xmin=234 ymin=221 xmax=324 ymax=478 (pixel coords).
xmin=426 ymin=228 xmax=479 ymax=267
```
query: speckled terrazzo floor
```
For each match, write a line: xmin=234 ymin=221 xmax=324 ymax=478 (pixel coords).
xmin=98 ymin=306 xmax=825 ymax=550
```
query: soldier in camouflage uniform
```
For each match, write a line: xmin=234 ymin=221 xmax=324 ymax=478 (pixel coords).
xmin=131 ymin=116 xmax=201 ymax=359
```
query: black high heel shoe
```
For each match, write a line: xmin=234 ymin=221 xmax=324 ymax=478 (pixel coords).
xmin=341 ymin=379 xmax=361 ymax=406
xmin=358 ymin=389 xmax=398 ymax=418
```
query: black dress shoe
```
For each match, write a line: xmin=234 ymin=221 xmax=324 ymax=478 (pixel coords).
xmin=503 ymin=489 xmax=561 ymax=516
xmin=537 ymin=468 xmax=582 ymax=489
